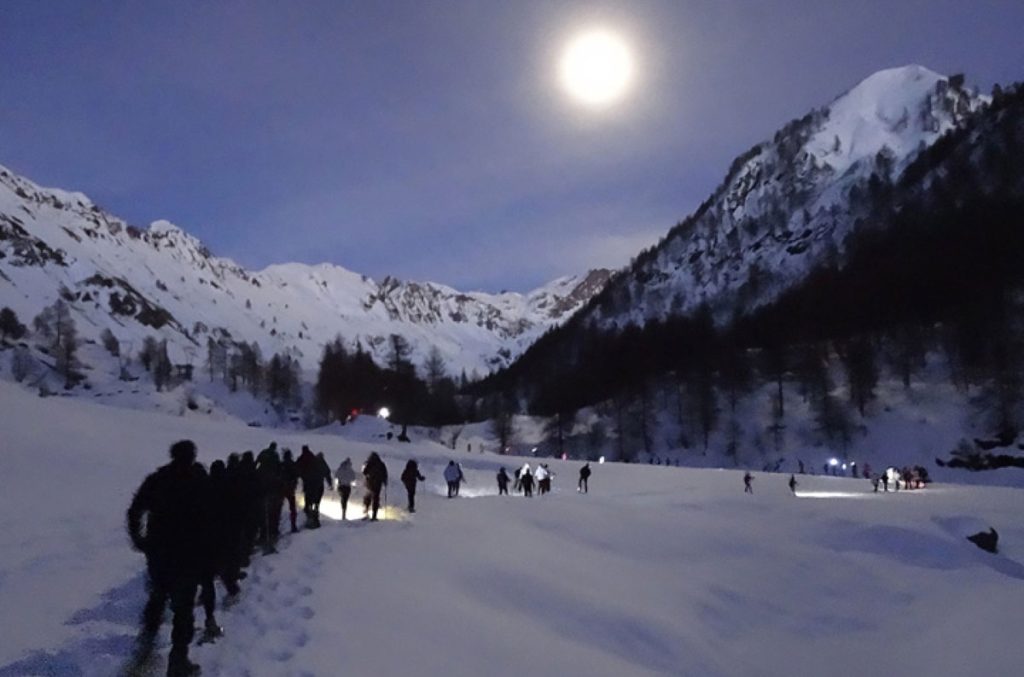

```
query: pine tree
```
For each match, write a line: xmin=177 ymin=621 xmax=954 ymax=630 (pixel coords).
xmin=139 ymin=336 xmax=160 ymax=372
xmin=489 ymin=395 xmax=517 ymax=453
xmin=51 ymin=300 xmax=79 ymax=389
xmin=0 ymin=307 xmax=27 ymax=341
xmin=841 ymin=335 xmax=879 ymax=416
xmin=422 ymin=346 xmax=447 ymax=393
xmin=100 ymin=328 xmax=120 ymax=356
xmin=153 ymin=340 xmax=173 ymax=391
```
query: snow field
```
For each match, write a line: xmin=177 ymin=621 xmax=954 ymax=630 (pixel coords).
xmin=2 ymin=381 xmax=1024 ymax=676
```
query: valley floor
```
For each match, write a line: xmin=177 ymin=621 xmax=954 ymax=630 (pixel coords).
xmin=2 ymin=381 xmax=1024 ymax=676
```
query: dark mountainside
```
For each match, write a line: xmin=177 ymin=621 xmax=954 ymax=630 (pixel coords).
xmin=481 ymin=80 xmax=1024 ymax=460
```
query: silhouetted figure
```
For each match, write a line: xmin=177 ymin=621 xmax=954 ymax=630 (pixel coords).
xmin=788 ymin=474 xmax=797 ymax=495
xmin=513 ymin=467 xmax=522 ymax=493
xmin=199 ymin=460 xmax=240 ymax=643
xmin=335 ymin=457 xmax=356 ymax=520
xmin=444 ymin=461 xmax=460 ymax=498
xmin=743 ymin=472 xmax=754 ymax=494
xmin=497 ymin=467 xmax=510 ymax=495
xmin=967 ymin=528 xmax=999 ymax=554
xmin=282 ymin=449 xmax=299 ymax=533
xmin=578 ymin=463 xmax=591 ymax=493
xmin=238 ymin=451 xmax=261 ymax=562
xmin=297 ymin=446 xmax=332 ymax=528
xmin=362 ymin=452 xmax=388 ymax=520
xmin=224 ymin=453 xmax=249 ymax=574
xmin=520 ymin=466 xmax=535 ymax=497
xmin=798 ymin=459 xmax=805 ymax=474
xmin=256 ymin=443 xmax=285 ymax=553
xmin=872 ymin=475 xmax=880 ymax=492
xmin=401 ymin=459 xmax=426 ymax=512
xmin=881 ymin=472 xmax=890 ymax=492
xmin=126 ymin=440 xmax=207 ymax=677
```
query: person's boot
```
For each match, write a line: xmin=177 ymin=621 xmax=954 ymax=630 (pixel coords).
xmin=167 ymin=649 xmax=201 ymax=676
xmin=199 ymin=617 xmax=224 ymax=644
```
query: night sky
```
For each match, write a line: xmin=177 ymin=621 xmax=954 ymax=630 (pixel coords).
xmin=2 ymin=1 xmax=1022 ymax=292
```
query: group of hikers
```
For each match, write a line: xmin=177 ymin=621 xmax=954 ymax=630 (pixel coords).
xmin=126 ymin=440 xmax=595 ymax=676
xmin=871 ymin=465 xmax=931 ymax=492
xmin=742 ymin=462 xmax=932 ymax=496
xmin=493 ymin=461 xmax=593 ymax=497
xmin=126 ymin=440 xmax=393 ymax=676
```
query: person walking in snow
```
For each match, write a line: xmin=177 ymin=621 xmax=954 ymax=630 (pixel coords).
xmin=361 ymin=452 xmax=388 ymax=520
xmin=197 ymin=459 xmax=241 ymax=645
xmin=881 ymin=470 xmax=890 ymax=492
xmin=401 ymin=459 xmax=426 ymax=513
xmin=578 ymin=463 xmax=591 ymax=493
xmin=788 ymin=474 xmax=798 ymax=495
xmin=126 ymin=440 xmax=208 ymax=677
xmin=444 ymin=460 xmax=460 ymax=498
xmin=513 ymin=467 xmax=522 ymax=493
xmin=541 ymin=464 xmax=553 ymax=494
xmin=255 ymin=443 xmax=285 ymax=553
xmin=282 ymin=448 xmax=299 ymax=533
xmin=743 ymin=472 xmax=754 ymax=494
xmin=297 ymin=446 xmax=333 ymax=528
xmin=335 ymin=457 xmax=356 ymax=520
xmin=497 ymin=467 xmax=510 ymax=495
xmin=520 ymin=464 xmax=535 ymax=497
xmin=534 ymin=464 xmax=550 ymax=495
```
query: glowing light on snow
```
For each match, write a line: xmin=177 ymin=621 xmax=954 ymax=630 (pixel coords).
xmin=829 ymin=458 xmax=839 ymax=467
xmin=796 ymin=491 xmax=874 ymax=500
xmin=378 ymin=407 xmax=390 ymax=420
xmin=302 ymin=494 xmax=406 ymax=522
xmin=560 ymin=29 xmax=633 ymax=106
xmin=599 ymin=456 xmax=606 ymax=464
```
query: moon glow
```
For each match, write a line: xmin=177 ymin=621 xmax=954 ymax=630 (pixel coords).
xmin=559 ymin=29 xmax=634 ymax=106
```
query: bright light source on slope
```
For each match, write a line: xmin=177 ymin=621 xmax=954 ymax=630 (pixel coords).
xmin=378 ymin=407 xmax=390 ymax=420
xmin=305 ymin=495 xmax=406 ymax=522
xmin=796 ymin=491 xmax=873 ymax=499
xmin=829 ymin=458 xmax=839 ymax=467
xmin=599 ymin=456 xmax=605 ymax=464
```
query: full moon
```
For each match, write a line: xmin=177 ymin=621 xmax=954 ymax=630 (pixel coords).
xmin=559 ymin=29 xmax=634 ymax=106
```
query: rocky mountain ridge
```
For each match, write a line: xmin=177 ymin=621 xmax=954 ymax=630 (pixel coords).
xmin=0 ymin=165 xmax=610 ymax=377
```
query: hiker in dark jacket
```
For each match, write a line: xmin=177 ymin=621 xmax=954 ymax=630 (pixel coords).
xmin=520 ymin=467 xmax=535 ymax=497
xmin=255 ymin=444 xmax=285 ymax=553
xmin=578 ymin=463 xmax=591 ymax=493
xmin=281 ymin=449 xmax=299 ymax=533
xmin=362 ymin=452 xmax=389 ymax=521
xmin=497 ymin=467 xmax=510 ymax=495
xmin=400 ymin=460 xmax=426 ymax=513
xmin=297 ymin=446 xmax=333 ymax=528
xmin=126 ymin=440 xmax=208 ymax=677
xmin=197 ymin=459 xmax=241 ymax=644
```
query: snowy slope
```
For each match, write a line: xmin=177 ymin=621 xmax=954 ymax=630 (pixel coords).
xmin=587 ymin=65 xmax=986 ymax=326
xmin=2 ymin=380 xmax=1024 ymax=677
xmin=0 ymin=165 xmax=611 ymax=378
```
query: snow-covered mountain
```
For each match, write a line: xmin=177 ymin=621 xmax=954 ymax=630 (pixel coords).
xmin=0 ymin=165 xmax=610 ymax=376
xmin=586 ymin=65 xmax=986 ymax=326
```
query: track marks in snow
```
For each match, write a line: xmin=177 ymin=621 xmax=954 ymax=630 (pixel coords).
xmin=201 ymin=532 xmax=337 ymax=675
